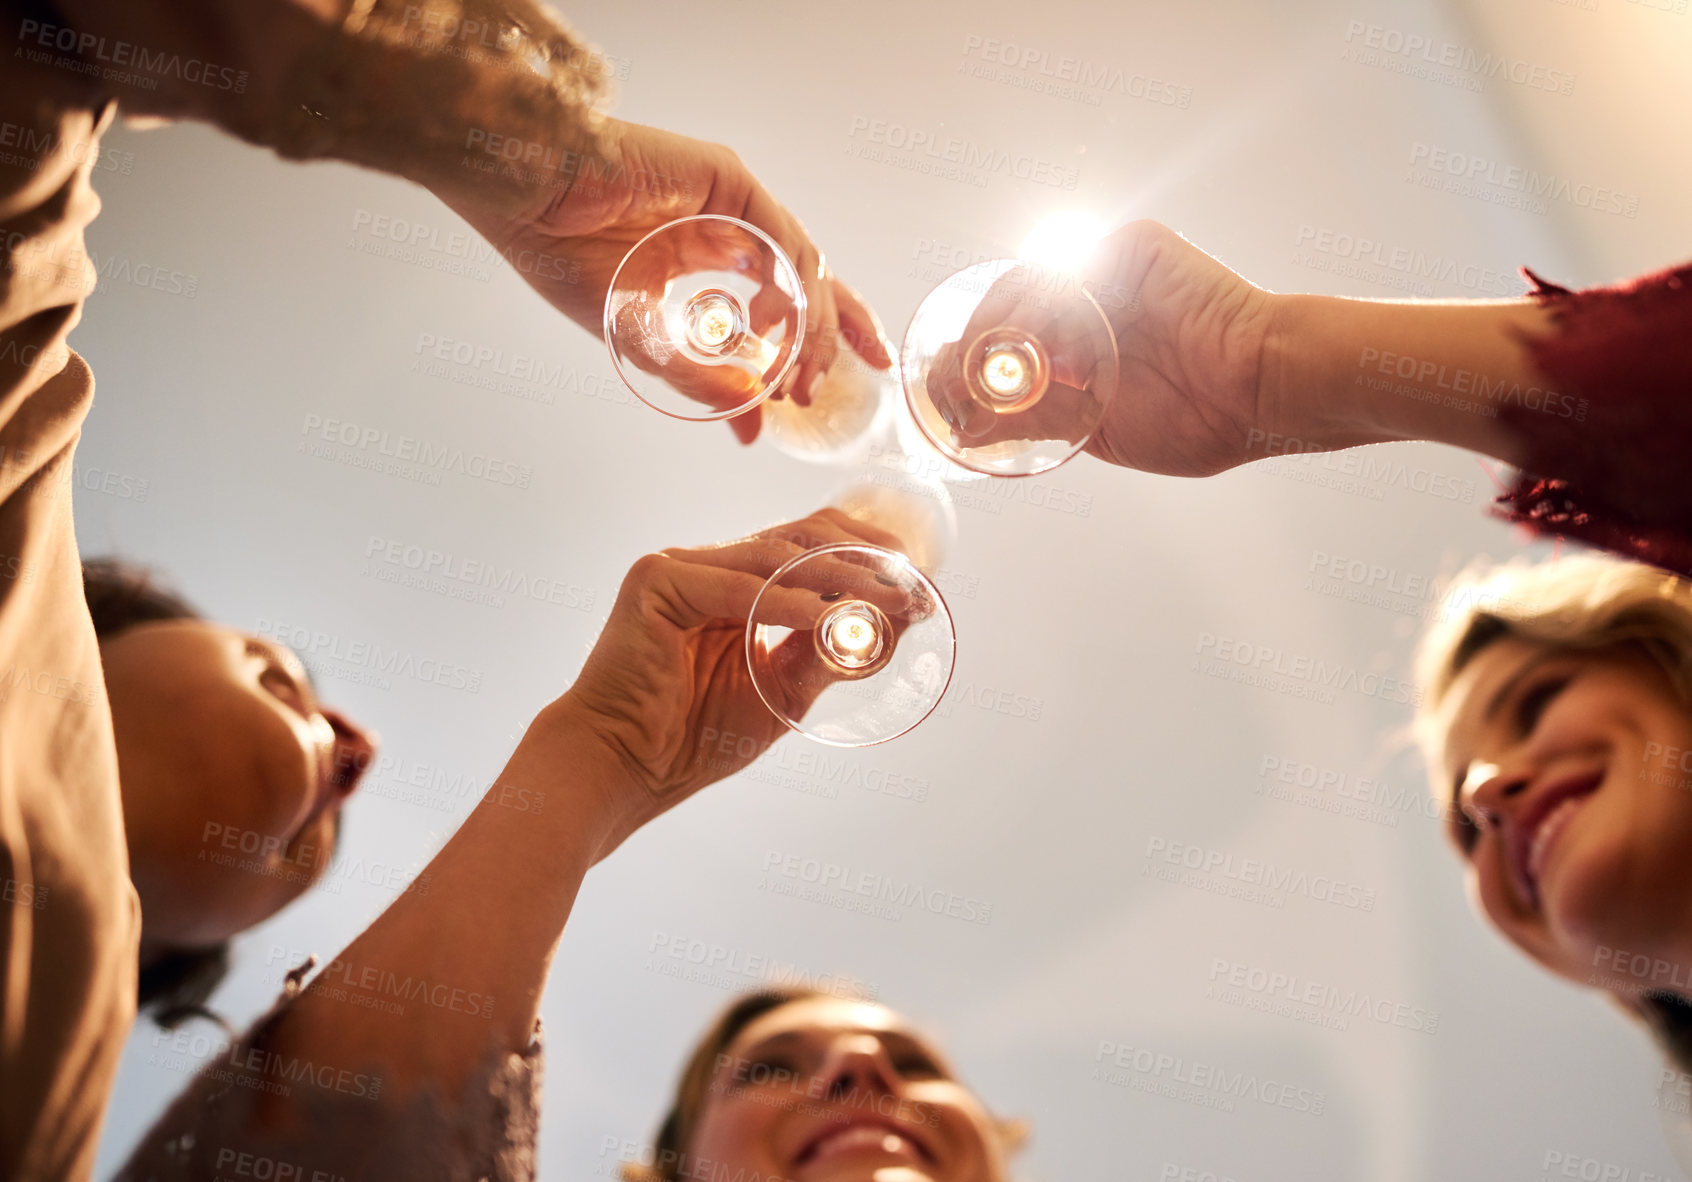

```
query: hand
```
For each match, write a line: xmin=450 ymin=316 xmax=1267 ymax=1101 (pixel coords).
xmin=448 ymin=119 xmax=893 ymax=445
xmin=924 ymin=221 xmax=1279 ymax=478
xmin=1080 ymin=220 xmax=1281 ymax=476
xmin=547 ymin=509 xmax=907 ymax=860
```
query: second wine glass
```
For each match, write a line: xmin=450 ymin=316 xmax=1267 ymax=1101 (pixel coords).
xmin=901 ymin=259 xmax=1119 ymax=477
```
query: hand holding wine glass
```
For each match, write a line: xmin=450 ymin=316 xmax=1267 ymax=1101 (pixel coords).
xmin=446 ymin=119 xmax=892 ymax=443
xmin=905 ymin=220 xmax=1287 ymax=477
xmin=553 ymin=508 xmax=945 ymax=858
xmin=1069 ymin=220 xmax=1283 ymax=477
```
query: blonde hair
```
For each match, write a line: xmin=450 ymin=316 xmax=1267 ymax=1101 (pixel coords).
xmin=1414 ymin=552 xmax=1692 ymax=766
xmin=1413 ymin=550 xmax=1692 ymax=1074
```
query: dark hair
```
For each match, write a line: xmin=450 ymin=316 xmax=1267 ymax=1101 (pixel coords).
xmin=82 ymin=557 xmax=233 ymax=1027
xmin=1641 ymin=991 xmax=1692 ymax=1081
xmin=631 ymin=988 xmax=1024 ymax=1181
xmin=633 ymin=988 xmax=829 ymax=1182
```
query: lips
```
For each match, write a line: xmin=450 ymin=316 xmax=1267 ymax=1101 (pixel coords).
xmin=794 ymin=1116 xmax=936 ymax=1172
xmin=1506 ymin=769 xmax=1603 ymax=909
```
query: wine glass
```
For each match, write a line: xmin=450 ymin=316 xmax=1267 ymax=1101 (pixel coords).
xmin=900 ymin=258 xmax=1119 ymax=477
xmin=745 ymin=540 xmax=954 ymax=747
xmin=606 ymin=215 xmax=897 ymax=463
xmin=604 ymin=215 xmax=806 ymax=422
xmin=827 ymin=448 xmax=958 ymax=576
xmin=759 ymin=350 xmax=895 ymax=466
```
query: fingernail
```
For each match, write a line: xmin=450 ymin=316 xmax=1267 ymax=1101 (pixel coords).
xmin=806 ymin=370 xmax=825 ymax=403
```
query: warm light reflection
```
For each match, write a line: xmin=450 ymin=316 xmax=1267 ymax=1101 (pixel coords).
xmin=981 ymin=348 xmax=1029 ymax=398
xmin=693 ymin=298 xmax=734 ymax=347
xmin=816 ymin=599 xmax=888 ymax=675
xmin=828 ymin=611 xmax=879 ymax=664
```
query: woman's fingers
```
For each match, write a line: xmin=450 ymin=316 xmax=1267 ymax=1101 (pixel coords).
xmin=628 ymin=553 xmax=823 ymax=633
xmin=660 ymin=510 xmax=919 ymax=621
xmin=789 ymin=239 xmax=838 ymax=407
xmin=832 ymin=277 xmax=894 ymax=371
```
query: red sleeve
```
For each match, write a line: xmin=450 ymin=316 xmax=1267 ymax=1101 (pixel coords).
xmin=1492 ymin=262 xmax=1692 ymax=573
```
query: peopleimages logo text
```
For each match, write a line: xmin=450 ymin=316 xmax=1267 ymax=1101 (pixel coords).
xmin=299 ymin=415 xmax=532 ymax=489
xmin=845 ymin=117 xmax=1079 ymax=190
xmin=253 ymin=619 xmax=484 ymax=694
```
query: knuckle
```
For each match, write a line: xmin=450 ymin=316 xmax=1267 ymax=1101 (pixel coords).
xmin=625 ymin=552 xmax=670 ymax=587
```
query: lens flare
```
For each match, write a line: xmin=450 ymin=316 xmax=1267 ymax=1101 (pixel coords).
xmin=1019 ymin=211 xmax=1107 ymax=273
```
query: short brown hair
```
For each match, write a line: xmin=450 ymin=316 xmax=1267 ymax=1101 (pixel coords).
xmin=626 ymin=988 xmax=826 ymax=1182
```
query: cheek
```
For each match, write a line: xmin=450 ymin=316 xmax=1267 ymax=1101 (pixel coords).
xmin=1549 ymin=786 xmax=1692 ymax=960
xmin=688 ymin=1092 xmax=782 ymax=1171
xmin=207 ymin=693 xmax=319 ymax=843
xmin=1467 ymin=846 xmax=1514 ymax=936
xmin=288 ymin=811 xmax=338 ymax=882
xmin=906 ymin=1085 xmax=998 ymax=1174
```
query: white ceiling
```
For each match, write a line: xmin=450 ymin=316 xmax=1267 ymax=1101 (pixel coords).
xmin=84 ymin=0 xmax=1692 ymax=1178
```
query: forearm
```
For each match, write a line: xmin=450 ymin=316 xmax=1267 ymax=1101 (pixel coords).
xmin=258 ymin=705 xmax=636 ymax=1099
xmin=1264 ymin=292 xmax=1560 ymax=465
xmin=42 ymin=0 xmax=611 ymax=221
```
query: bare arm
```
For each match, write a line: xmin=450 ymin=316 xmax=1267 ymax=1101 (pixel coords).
xmin=1045 ymin=220 xmax=1562 ymax=478
xmin=29 ymin=0 xmax=893 ymax=418
xmin=39 ymin=0 xmax=607 ymax=223
xmin=1261 ymin=292 xmax=1557 ymax=467
xmin=116 ymin=510 xmax=907 ymax=1177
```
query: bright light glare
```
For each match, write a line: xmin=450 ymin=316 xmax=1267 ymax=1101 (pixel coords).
xmin=982 ymin=349 xmax=1028 ymax=397
xmin=698 ymin=308 xmax=733 ymax=346
xmin=829 ymin=612 xmax=878 ymax=662
xmin=1019 ymin=212 xmax=1107 ymax=273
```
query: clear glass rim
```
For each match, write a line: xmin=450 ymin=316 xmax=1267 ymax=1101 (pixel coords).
xmin=744 ymin=541 xmax=956 ymax=748
xmin=899 ymin=258 xmax=1114 ymax=477
xmin=602 ymin=214 xmax=808 ymax=423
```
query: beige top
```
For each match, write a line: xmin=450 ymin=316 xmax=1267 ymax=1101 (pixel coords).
xmin=0 ymin=1 xmax=606 ymax=1176
xmin=0 ymin=77 xmax=141 ymax=1181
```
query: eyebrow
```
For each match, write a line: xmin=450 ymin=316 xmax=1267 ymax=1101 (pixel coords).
xmin=738 ymin=1027 xmax=947 ymax=1071
xmin=738 ymin=1031 xmax=810 ymax=1060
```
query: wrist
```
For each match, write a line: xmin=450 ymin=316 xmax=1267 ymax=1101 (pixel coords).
xmin=506 ymin=697 xmax=649 ymax=862
xmin=1258 ymin=293 xmax=1403 ymax=456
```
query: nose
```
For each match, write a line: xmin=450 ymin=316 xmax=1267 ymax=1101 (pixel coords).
xmin=1463 ymin=759 xmax=1531 ymax=831
xmin=817 ymin=1034 xmax=901 ymax=1100
xmin=321 ymin=708 xmax=378 ymax=797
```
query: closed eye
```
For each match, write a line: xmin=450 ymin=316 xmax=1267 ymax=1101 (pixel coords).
xmin=249 ymin=641 xmax=310 ymax=716
xmin=893 ymin=1053 xmax=943 ymax=1078
xmin=1513 ymin=674 xmax=1571 ymax=736
xmin=1448 ymin=800 xmax=1480 ymax=858
xmin=883 ymin=1033 xmax=949 ymax=1079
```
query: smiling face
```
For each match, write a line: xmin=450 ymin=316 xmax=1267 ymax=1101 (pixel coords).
xmin=685 ymin=997 xmax=1010 ymax=1182
xmin=100 ymin=620 xmax=377 ymax=950
xmin=1436 ymin=634 xmax=1692 ymax=994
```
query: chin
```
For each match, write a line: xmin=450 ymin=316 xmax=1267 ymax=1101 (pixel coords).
xmin=1543 ymin=848 xmax=1658 ymax=986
